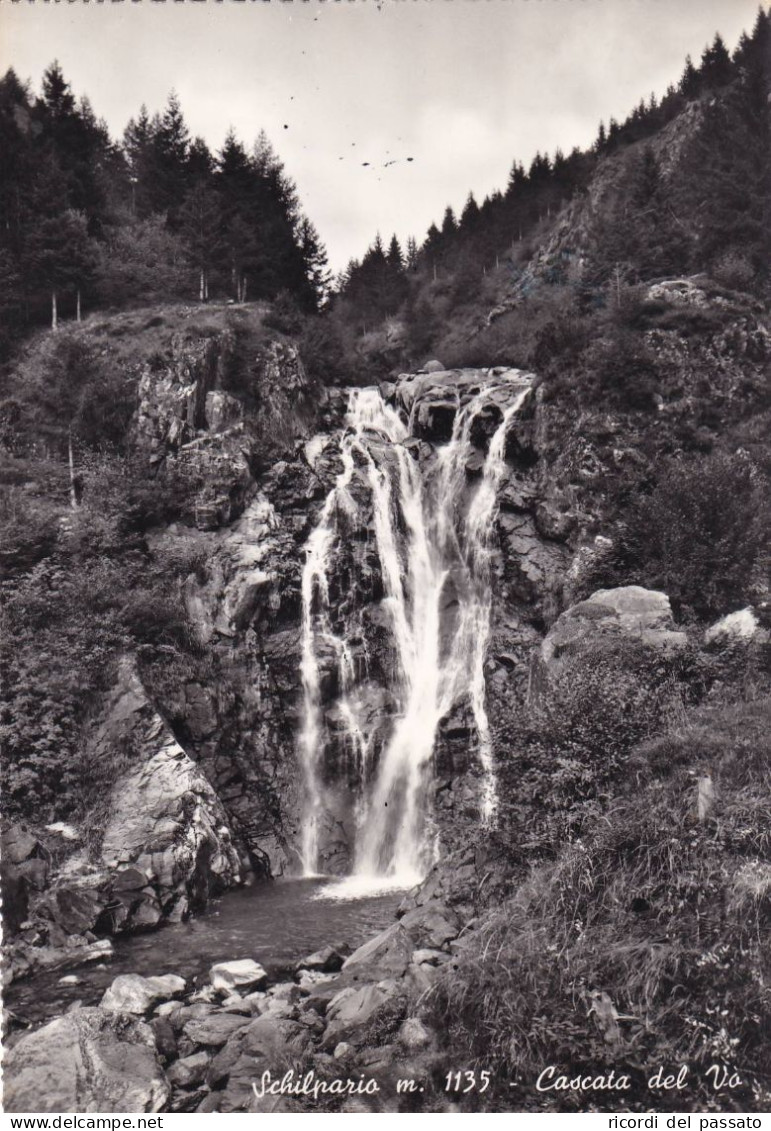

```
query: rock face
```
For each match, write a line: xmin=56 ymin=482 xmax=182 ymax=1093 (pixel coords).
xmin=96 ymin=658 xmax=241 ymax=923
xmin=3 ymin=1007 xmax=169 ymax=1113
xmin=541 ymin=586 xmax=688 ymax=667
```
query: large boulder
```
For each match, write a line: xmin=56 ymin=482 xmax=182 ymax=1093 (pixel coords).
xmin=542 ymin=585 xmax=687 ymax=667
xmin=400 ymin=902 xmax=461 ymax=949
xmin=3 ymin=1007 xmax=169 ymax=1113
xmin=209 ymin=959 xmax=268 ymax=995
xmin=96 ymin=659 xmax=241 ymax=919
xmin=101 ymin=973 xmax=186 ymax=1015
xmin=323 ymin=979 xmax=406 ymax=1049
xmin=341 ymin=922 xmax=413 ymax=979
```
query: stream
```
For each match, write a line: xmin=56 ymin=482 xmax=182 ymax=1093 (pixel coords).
xmin=7 ymin=878 xmax=402 ymax=1026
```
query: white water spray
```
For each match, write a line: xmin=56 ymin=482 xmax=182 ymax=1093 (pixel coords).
xmin=298 ymin=377 xmax=531 ymax=884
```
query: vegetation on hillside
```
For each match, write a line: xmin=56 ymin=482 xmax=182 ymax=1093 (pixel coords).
xmin=328 ymin=8 xmax=769 ymax=375
xmin=0 ymin=65 xmax=329 ymax=357
xmin=423 ymin=647 xmax=771 ymax=1112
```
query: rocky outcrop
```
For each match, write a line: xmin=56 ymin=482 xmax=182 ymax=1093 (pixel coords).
xmin=541 ymin=585 xmax=687 ymax=667
xmin=96 ymin=659 xmax=241 ymax=923
xmin=3 ymin=1007 xmax=170 ymax=1113
xmin=705 ymin=607 xmax=770 ymax=646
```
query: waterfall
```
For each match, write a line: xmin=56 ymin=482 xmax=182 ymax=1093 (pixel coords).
xmin=298 ymin=376 xmax=531 ymax=883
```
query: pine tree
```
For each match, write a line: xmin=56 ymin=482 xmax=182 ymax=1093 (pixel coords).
xmin=386 ymin=234 xmax=404 ymax=270
xmin=679 ymin=54 xmax=702 ymax=99
xmin=298 ymin=217 xmax=331 ymax=309
xmin=700 ymin=33 xmax=734 ymax=88
xmin=405 ymin=236 xmax=418 ymax=272
xmin=151 ymin=91 xmax=190 ymax=221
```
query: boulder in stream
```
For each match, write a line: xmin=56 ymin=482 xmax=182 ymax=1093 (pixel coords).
xmin=101 ymin=973 xmax=186 ymax=1015
xmin=210 ymin=958 xmax=268 ymax=994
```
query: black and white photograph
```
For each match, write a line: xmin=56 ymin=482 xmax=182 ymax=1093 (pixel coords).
xmin=0 ymin=0 xmax=769 ymax=1119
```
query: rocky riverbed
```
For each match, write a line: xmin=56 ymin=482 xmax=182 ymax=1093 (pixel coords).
xmin=4 ymin=854 xmax=497 ymax=1114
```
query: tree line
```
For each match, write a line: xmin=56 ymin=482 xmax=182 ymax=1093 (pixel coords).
xmin=335 ymin=10 xmax=770 ymax=330
xmin=0 ymin=63 xmax=330 ymax=357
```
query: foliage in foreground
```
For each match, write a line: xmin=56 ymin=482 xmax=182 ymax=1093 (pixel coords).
xmin=424 ymin=658 xmax=771 ymax=1112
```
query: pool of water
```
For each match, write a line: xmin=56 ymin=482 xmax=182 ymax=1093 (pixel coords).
xmin=7 ymin=877 xmax=404 ymax=1026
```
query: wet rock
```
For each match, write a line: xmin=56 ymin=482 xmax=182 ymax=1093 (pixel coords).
xmin=3 ymin=1007 xmax=169 ymax=1113
xmin=171 ymin=1086 xmax=209 ymax=1113
xmin=534 ymin=498 xmax=576 ymax=542
xmin=342 ymin=922 xmax=413 ymax=979
xmin=101 ymin=973 xmax=187 ymax=1015
xmin=197 ymin=1092 xmax=222 ymax=1112
xmin=210 ymin=959 xmax=268 ymax=994
xmin=167 ymin=1051 xmax=210 ymax=1089
xmin=562 ymin=535 xmax=614 ymax=606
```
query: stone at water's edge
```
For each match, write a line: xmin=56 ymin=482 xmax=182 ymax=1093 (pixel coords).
xmin=3 ymin=1007 xmax=170 ymax=1113
xmin=100 ymin=973 xmax=187 ymax=1015
xmin=296 ymin=943 xmax=350 ymax=973
xmin=541 ymin=585 xmax=688 ymax=667
xmin=209 ymin=959 xmax=268 ymax=994
xmin=342 ymin=922 xmax=414 ymax=979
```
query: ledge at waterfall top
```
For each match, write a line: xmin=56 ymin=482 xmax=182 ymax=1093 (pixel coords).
xmin=298 ymin=368 xmax=534 ymax=886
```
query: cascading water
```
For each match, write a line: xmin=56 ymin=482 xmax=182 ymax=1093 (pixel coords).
xmin=298 ymin=374 xmax=531 ymax=886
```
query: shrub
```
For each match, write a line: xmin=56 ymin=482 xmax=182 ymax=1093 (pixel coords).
xmin=619 ymin=451 xmax=768 ymax=619
xmin=492 ymin=641 xmax=689 ymax=865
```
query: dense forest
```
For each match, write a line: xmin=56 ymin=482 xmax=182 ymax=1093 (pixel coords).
xmin=0 ymin=63 xmax=329 ymax=358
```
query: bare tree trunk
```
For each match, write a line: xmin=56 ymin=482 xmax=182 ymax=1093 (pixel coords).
xmin=204 ymin=270 xmax=209 ymax=302
xmin=241 ymin=276 xmax=247 ymax=304
xmin=76 ymin=289 xmax=81 ymax=323
xmin=199 ymin=268 xmax=205 ymax=302
xmin=51 ymin=290 xmax=58 ymax=331
xmin=68 ymin=429 xmax=78 ymax=510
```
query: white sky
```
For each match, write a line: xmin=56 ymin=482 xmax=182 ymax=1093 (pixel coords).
xmin=0 ymin=0 xmax=760 ymax=273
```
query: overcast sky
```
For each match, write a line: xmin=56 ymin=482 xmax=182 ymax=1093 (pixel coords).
xmin=1 ymin=0 xmax=760 ymax=272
